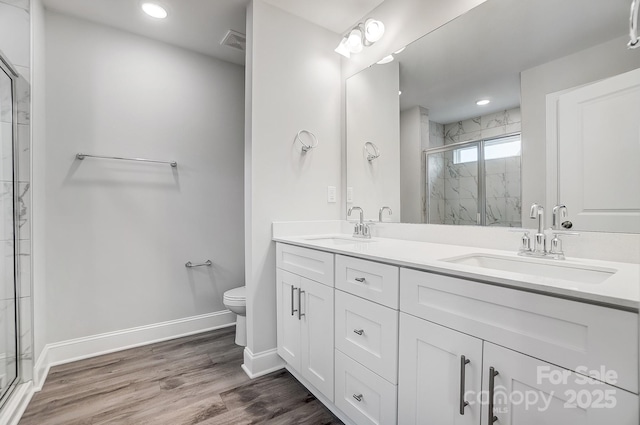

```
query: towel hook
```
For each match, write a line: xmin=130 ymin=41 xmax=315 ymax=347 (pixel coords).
xmin=364 ymin=141 xmax=380 ymax=161
xmin=296 ymin=130 xmax=319 ymax=153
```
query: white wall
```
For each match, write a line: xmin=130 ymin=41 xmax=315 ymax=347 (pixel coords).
xmin=342 ymin=0 xmax=487 ymax=78
xmin=520 ymin=35 xmax=640 ymax=226
xmin=245 ymin=0 xmax=341 ymax=361
xmin=346 ymin=61 xmax=400 ymax=221
xmin=44 ymin=12 xmax=245 ymax=343
xmin=31 ymin=0 xmax=46 ymax=370
xmin=399 ymin=106 xmax=422 ymax=223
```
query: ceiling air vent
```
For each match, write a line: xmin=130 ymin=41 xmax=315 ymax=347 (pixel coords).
xmin=220 ymin=29 xmax=246 ymax=52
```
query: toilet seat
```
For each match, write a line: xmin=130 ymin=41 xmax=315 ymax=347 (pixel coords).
xmin=223 ymin=286 xmax=246 ymax=303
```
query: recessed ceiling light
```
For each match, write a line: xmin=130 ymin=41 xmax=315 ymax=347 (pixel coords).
xmin=142 ymin=3 xmax=167 ymax=19
xmin=476 ymin=99 xmax=491 ymax=106
xmin=377 ymin=55 xmax=394 ymax=65
xmin=394 ymin=47 xmax=406 ymax=54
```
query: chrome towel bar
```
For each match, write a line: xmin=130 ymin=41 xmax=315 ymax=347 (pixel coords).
xmin=76 ymin=153 xmax=177 ymax=167
xmin=185 ymin=260 xmax=212 ymax=268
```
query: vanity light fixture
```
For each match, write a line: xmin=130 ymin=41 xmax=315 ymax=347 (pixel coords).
xmin=142 ymin=2 xmax=167 ymax=19
xmin=346 ymin=28 xmax=364 ymax=53
xmin=335 ymin=37 xmax=351 ymax=58
xmin=364 ymin=19 xmax=385 ymax=43
xmin=335 ymin=18 xmax=385 ymax=58
xmin=476 ymin=99 xmax=491 ymax=106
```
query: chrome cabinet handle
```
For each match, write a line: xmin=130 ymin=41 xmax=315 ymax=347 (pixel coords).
xmin=459 ymin=355 xmax=471 ymax=415
xmin=354 ymin=277 xmax=366 ymax=283
xmin=352 ymin=394 xmax=363 ymax=402
xmin=353 ymin=329 xmax=364 ymax=336
xmin=488 ymin=367 xmax=499 ymax=423
xmin=298 ymin=290 xmax=305 ymax=319
xmin=290 ymin=286 xmax=298 ymax=316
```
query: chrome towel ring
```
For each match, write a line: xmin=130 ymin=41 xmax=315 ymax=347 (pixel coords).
xmin=296 ymin=130 xmax=319 ymax=153
xmin=364 ymin=141 xmax=380 ymax=161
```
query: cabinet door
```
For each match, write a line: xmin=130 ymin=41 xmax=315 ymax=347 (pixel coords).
xmin=481 ymin=342 xmax=639 ymax=425
xmin=398 ymin=312 xmax=483 ymax=425
xmin=300 ymin=277 xmax=334 ymax=401
xmin=276 ymin=268 xmax=301 ymax=370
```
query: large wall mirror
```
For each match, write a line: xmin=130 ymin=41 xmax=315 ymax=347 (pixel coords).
xmin=346 ymin=0 xmax=640 ymax=232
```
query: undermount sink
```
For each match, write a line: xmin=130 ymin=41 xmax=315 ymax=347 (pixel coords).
xmin=303 ymin=236 xmax=377 ymax=245
xmin=442 ymin=254 xmax=616 ymax=284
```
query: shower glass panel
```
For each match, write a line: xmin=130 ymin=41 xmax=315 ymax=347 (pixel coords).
xmin=0 ymin=65 xmax=18 ymax=405
xmin=425 ymin=134 xmax=521 ymax=227
xmin=484 ymin=134 xmax=522 ymax=227
xmin=426 ymin=143 xmax=480 ymax=225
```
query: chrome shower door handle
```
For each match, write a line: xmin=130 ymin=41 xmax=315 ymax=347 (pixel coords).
xmin=459 ymin=355 xmax=471 ymax=415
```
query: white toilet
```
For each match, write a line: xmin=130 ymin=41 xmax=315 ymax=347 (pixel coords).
xmin=223 ymin=286 xmax=246 ymax=346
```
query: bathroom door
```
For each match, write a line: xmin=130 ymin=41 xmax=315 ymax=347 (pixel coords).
xmin=555 ymin=68 xmax=640 ymax=233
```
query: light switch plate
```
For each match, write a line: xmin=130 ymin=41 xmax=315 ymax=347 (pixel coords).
xmin=327 ymin=186 xmax=337 ymax=203
xmin=347 ymin=187 xmax=354 ymax=203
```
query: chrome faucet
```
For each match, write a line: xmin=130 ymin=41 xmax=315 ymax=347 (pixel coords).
xmin=348 ymin=206 xmax=371 ymax=239
xmin=549 ymin=204 xmax=578 ymax=260
xmin=529 ymin=203 xmax=546 ymax=254
xmin=552 ymin=204 xmax=572 ymax=230
xmin=517 ymin=203 xmax=577 ymax=259
xmin=379 ymin=206 xmax=392 ymax=222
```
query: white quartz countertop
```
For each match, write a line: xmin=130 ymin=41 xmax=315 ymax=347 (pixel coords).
xmin=273 ymin=234 xmax=640 ymax=311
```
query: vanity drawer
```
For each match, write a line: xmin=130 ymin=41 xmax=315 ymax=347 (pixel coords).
xmin=335 ymin=255 xmax=399 ymax=308
xmin=335 ymin=290 xmax=399 ymax=384
xmin=335 ymin=349 xmax=397 ymax=425
xmin=400 ymin=268 xmax=639 ymax=393
xmin=276 ymin=243 xmax=334 ymax=286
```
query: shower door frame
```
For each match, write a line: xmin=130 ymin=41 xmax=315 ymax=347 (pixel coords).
xmin=424 ymin=132 xmax=522 ymax=226
xmin=0 ymin=50 xmax=22 ymax=410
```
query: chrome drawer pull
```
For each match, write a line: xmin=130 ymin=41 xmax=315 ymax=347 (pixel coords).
xmin=353 ymin=329 xmax=365 ymax=336
xmin=290 ymin=286 xmax=298 ymax=316
xmin=459 ymin=355 xmax=471 ymax=415
xmin=488 ymin=367 xmax=499 ymax=423
xmin=354 ymin=277 xmax=366 ymax=283
xmin=353 ymin=394 xmax=363 ymax=402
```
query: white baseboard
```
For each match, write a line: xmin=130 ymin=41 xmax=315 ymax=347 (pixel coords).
xmin=0 ymin=382 xmax=34 ymax=425
xmin=241 ymin=347 xmax=285 ymax=379
xmin=33 ymin=310 xmax=235 ymax=391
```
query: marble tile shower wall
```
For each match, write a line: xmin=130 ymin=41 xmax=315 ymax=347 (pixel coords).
xmin=0 ymin=0 xmax=33 ymax=384
xmin=428 ymin=108 xmax=521 ymax=227
xmin=443 ymin=107 xmax=521 ymax=144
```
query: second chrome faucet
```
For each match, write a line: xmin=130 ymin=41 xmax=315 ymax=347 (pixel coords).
xmin=519 ymin=203 xmax=578 ymax=259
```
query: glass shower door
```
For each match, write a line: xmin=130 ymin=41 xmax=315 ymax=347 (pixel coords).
xmin=0 ymin=65 xmax=18 ymax=405
xmin=426 ymin=143 xmax=480 ymax=225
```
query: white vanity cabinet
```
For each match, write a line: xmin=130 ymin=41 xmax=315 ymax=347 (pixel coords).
xmin=276 ymin=244 xmax=335 ymax=401
xmin=334 ymin=255 xmax=400 ymax=425
xmin=399 ymin=268 xmax=639 ymax=424
xmin=398 ymin=312 xmax=483 ymax=425
xmin=480 ymin=342 xmax=639 ymax=425
xmin=274 ymin=241 xmax=639 ymax=425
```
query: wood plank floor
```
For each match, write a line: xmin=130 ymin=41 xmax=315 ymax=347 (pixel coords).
xmin=20 ymin=327 xmax=343 ymax=425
